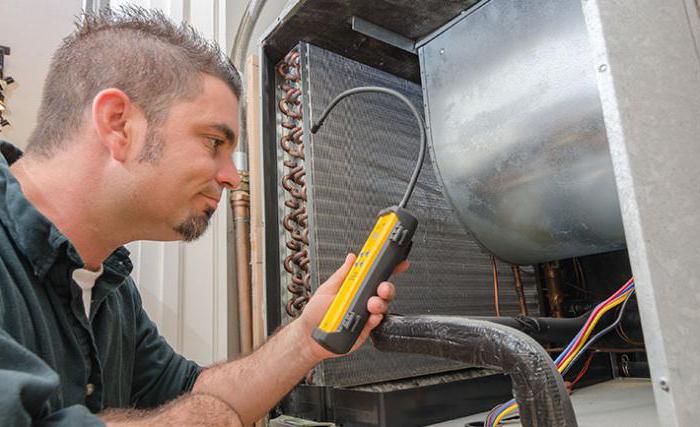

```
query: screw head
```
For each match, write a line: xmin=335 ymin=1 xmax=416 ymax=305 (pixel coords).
xmin=439 ymin=48 xmax=445 ymax=55
xmin=598 ymin=64 xmax=608 ymax=72
xmin=659 ymin=377 xmax=670 ymax=392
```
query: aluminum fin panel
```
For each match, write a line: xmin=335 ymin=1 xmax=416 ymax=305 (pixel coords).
xmin=275 ymin=42 xmax=540 ymax=386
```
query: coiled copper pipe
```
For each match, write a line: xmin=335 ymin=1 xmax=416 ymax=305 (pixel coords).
xmin=277 ymin=49 xmax=311 ymax=317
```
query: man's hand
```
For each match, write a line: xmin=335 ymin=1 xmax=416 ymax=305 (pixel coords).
xmin=298 ymin=253 xmax=409 ymax=360
xmin=191 ymin=253 xmax=408 ymax=425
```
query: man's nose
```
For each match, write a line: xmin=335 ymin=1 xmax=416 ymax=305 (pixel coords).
xmin=217 ymin=154 xmax=241 ymax=190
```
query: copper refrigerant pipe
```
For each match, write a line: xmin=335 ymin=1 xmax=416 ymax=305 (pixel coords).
xmin=232 ymin=171 xmax=253 ymax=354
xmin=512 ymin=265 xmax=529 ymax=316
xmin=491 ymin=256 xmax=501 ymax=316
xmin=277 ymin=48 xmax=311 ymax=318
xmin=544 ymin=262 xmax=564 ymax=318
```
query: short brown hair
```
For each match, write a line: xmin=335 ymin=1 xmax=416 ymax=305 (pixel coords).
xmin=26 ymin=6 xmax=242 ymax=158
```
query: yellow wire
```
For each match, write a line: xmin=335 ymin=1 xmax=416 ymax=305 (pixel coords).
xmin=559 ymin=291 xmax=631 ymax=371
xmin=492 ymin=289 xmax=633 ymax=426
xmin=493 ymin=402 xmax=518 ymax=426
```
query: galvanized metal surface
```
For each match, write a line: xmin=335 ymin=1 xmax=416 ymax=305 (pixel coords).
xmin=581 ymin=1 xmax=700 ymax=426
xmin=419 ymin=0 xmax=625 ymax=265
xmin=259 ymin=0 xmax=480 ymax=83
xmin=351 ymin=16 xmax=415 ymax=53
xmin=296 ymin=42 xmax=540 ymax=387
xmin=431 ymin=378 xmax=658 ymax=427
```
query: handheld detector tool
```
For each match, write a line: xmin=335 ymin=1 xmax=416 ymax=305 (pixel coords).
xmin=310 ymin=86 xmax=427 ymax=354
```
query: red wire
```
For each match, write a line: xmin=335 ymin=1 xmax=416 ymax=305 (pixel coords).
xmin=559 ymin=278 xmax=634 ymax=364
xmin=571 ymin=352 xmax=596 ymax=388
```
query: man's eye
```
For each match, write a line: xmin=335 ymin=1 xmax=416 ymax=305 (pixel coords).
xmin=209 ymin=138 xmax=225 ymax=150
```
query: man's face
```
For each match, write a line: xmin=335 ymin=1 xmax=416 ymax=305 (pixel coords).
xmin=131 ymin=74 xmax=240 ymax=242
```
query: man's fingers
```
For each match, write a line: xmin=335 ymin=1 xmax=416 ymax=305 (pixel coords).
xmin=392 ymin=260 xmax=410 ymax=275
xmin=376 ymin=282 xmax=396 ymax=301
xmin=367 ymin=296 xmax=388 ymax=314
xmin=365 ymin=313 xmax=384 ymax=333
xmin=317 ymin=253 xmax=355 ymax=294
xmin=349 ymin=313 xmax=384 ymax=353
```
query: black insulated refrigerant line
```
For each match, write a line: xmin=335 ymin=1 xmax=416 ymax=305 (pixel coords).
xmin=372 ymin=315 xmax=578 ymax=427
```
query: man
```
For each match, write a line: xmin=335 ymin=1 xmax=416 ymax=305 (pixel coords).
xmin=0 ymin=7 xmax=405 ymax=426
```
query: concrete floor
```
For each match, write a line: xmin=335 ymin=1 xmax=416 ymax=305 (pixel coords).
xmin=428 ymin=378 xmax=658 ymax=427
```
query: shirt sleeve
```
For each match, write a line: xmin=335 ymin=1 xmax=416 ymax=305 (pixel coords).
xmin=0 ymin=328 xmax=104 ymax=426
xmin=128 ymin=283 xmax=203 ymax=408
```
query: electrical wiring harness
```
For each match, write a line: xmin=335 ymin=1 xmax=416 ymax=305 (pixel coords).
xmin=485 ymin=278 xmax=636 ymax=426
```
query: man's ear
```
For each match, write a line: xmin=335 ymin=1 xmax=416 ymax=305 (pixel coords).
xmin=92 ymin=88 xmax=137 ymax=162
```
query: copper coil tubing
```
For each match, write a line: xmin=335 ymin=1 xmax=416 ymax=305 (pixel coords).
xmin=278 ymin=48 xmax=311 ymax=318
xmin=291 ymin=229 xmax=309 ymax=246
xmin=277 ymin=51 xmax=301 ymax=81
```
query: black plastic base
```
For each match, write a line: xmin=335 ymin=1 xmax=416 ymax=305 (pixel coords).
xmin=279 ymin=374 xmax=514 ymax=427
xmin=312 ymin=327 xmax=352 ymax=354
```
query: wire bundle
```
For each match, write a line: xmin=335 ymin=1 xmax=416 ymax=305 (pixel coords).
xmin=485 ymin=278 xmax=636 ymax=426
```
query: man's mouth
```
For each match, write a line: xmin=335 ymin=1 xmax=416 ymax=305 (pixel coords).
xmin=201 ymin=193 xmax=220 ymax=203
xmin=199 ymin=194 xmax=220 ymax=217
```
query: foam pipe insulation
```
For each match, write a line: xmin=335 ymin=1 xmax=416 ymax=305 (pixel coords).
xmin=471 ymin=312 xmax=643 ymax=349
xmin=470 ymin=315 xmax=586 ymax=345
xmin=372 ymin=315 xmax=578 ymax=427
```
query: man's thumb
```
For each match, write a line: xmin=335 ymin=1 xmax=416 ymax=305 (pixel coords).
xmin=319 ymin=253 xmax=356 ymax=293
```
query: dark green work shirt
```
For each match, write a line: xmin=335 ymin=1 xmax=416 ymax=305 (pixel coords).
xmin=0 ymin=142 xmax=202 ymax=425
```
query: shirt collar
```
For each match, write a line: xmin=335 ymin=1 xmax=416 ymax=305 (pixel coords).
xmin=0 ymin=141 xmax=133 ymax=283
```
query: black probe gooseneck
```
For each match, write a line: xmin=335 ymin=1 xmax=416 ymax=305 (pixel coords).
xmin=311 ymin=86 xmax=427 ymax=208
xmin=310 ymin=86 xmax=426 ymax=354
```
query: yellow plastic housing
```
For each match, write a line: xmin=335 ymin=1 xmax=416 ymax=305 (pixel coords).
xmin=317 ymin=212 xmax=399 ymax=332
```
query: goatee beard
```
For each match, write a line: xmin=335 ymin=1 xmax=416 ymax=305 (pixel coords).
xmin=173 ymin=206 xmax=215 ymax=242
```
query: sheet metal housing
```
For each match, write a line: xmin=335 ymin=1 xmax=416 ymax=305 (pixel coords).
xmin=418 ymin=0 xmax=626 ymax=265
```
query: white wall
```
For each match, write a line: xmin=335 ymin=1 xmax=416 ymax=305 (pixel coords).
xmin=0 ymin=0 xmax=83 ymax=148
xmin=227 ymin=0 xmax=289 ymax=62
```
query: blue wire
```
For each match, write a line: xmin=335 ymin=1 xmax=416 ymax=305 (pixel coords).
xmin=554 ymin=281 xmax=634 ymax=364
xmin=488 ymin=399 xmax=515 ymax=426
xmin=487 ymin=280 xmax=636 ymax=427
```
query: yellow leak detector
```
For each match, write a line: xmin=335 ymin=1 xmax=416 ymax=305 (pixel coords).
xmin=310 ymin=86 xmax=427 ymax=354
